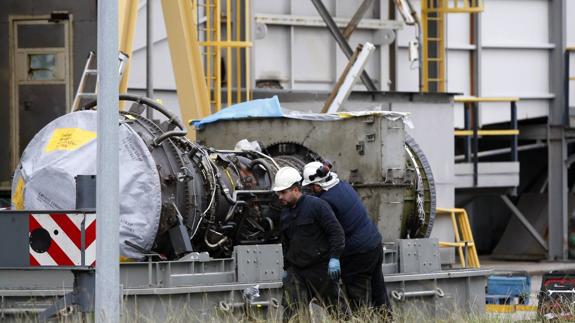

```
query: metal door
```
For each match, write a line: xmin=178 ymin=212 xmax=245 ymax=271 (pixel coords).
xmin=9 ymin=16 xmax=72 ymax=169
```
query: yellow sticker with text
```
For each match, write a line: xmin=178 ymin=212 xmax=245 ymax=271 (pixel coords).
xmin=44 ymin=128 xmax=97 ymax=152
xmin=12 ymin=177 xmax=25 ymax=210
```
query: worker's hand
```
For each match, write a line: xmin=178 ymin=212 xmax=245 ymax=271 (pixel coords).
xmin=282 ymin=270 xmax=288 ymax=280
xmin=328 ymin=258 xmax=340 ymax=280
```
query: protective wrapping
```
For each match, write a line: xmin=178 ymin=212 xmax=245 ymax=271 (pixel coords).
xmin=11 ymin=111 xmax=162 ymax=259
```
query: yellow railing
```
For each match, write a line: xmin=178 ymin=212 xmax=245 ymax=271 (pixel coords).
xmin=454 ymin=130 xmax=519 ymax=136
xmin=437 ymin=208 xmax=480 ymax=268
xmin=424 ymin=0 xmax=484 ymax=13
xmin=454 ymin=97 xmax=520 ymax=137
xmin=197 ymin=0 xmax=252 ymax=112
xmin=454 ymin=97 xmax=520 ymax=186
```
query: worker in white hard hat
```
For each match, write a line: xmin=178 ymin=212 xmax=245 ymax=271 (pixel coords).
xmin=272 ymin=166 xmax=345 ymax=320
xmin=302 ymin=161 xmax=392 ymax=318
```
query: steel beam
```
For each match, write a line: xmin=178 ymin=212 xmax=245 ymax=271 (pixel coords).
xmin=96 ymin=0 xmax=120 ymax=321
xmin=146 ymin=0 xmax=154 ymax=119
xmin=342 ymin=0 xmax=375 ymax=40
xmin=161 ymin=0 xmax=211 ymax=138
xmin=325 ymin=43 xmax=375 ymax=113
xmin=310 ymin=0 xmax=378 ymax=91
xmin=547 ymin=0 xmax=568 ymax=260
xmin=500 ymin=195 xmax=548 ymax=251
xmin=118 ymin=0 xmax=139 ymax=95
xmin=253 ymin=13 xmax=403 ymax=30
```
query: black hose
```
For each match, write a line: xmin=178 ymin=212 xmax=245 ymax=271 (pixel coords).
xmin=81 ymin=94 xmax=187 ymax=130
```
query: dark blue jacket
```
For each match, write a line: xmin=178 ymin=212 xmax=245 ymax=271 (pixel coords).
xmin=281 ymin=194 xmax=345 ymax=269
xmin=318 ymin=181 xmax=382 ymax=256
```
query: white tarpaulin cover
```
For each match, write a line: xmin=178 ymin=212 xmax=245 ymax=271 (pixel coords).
xmin=11 ymin=111 xmax=162 ymax=260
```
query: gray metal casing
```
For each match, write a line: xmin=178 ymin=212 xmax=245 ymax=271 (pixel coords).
xmin=197 ymin=114 xmax=407 ymax=241
xmin=398 ymin=238 xmax=441 ymax=274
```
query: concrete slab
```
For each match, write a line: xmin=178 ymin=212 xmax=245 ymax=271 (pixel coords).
xmin=481 ymin=257 xmax=575 ymax=275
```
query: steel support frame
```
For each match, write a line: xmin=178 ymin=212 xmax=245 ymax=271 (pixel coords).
xmin=547 ymin=0 xmax=568 ymax=261
xmin=500 ymin=195 xmax=548 ymax=251
xmin=161 ymin=0 xmax=211 ymax=138
xmin=342 ymin=0 xmax=375 ymax=40
xmin=146 ymin=0 xmax=154 ymax=119
xmin=310 ymin=0 xmax=378 ymax=91
xmin=118 ymin=0 xmax=139 ymax=95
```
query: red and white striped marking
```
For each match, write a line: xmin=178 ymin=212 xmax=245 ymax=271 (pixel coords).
xmin=29 ymin=213 xmax=96 ymax=267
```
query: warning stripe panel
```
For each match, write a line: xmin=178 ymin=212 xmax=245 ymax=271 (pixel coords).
xmin=30 ymin=255 xmax=39 ymax=266
xmin=85 ymin=219 xmax=96 ymax=247
xmin=29 ymin=213 xmax=97 ymax=267
xmin=29 ymin=213 xmax=41 ymax=231
xmin=33 ymin=214 xmax=81 ymax=263
xmin=85 ymin=240 xmax=96 ymax=267
xmin=50 ymin=213 xmax=82 ymax=249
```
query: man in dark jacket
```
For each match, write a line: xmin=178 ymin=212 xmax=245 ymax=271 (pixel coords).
xmin=272 ymin=166 xmax=345 ymax=320
xmin=302 ymin=161 xmax=392 ymax=316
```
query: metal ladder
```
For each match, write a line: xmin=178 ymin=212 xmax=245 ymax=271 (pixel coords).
xmin=421 ymin=0 xmax=484 ymax=92
xmin=70 ymin=51 xmax=130 ymax=112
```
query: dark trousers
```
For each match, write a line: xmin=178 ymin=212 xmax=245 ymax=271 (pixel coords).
xmin=341 ymin=246 xmax=392 ymax=316
xmin=282 ymin=261 xmax=340 ymax=321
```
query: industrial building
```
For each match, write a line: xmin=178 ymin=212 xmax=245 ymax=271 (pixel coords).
xmin=0 ymin=0 xmax=574 ymax=321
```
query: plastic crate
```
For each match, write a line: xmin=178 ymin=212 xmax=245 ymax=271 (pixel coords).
xmin=486 ymin=275 xmax=530 ymax=304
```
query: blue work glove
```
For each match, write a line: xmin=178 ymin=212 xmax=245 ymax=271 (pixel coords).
xmin=282 ymin=270 xmax=288 ymax=279
xmin=328 ymin=258 xmax=341 ymax=280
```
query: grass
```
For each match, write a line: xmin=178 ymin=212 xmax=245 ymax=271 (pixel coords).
xmin=6 ymin=297 xmax=575 ymax=323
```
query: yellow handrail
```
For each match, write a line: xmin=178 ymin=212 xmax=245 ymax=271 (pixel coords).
xmin=425 ymin=0 xmax=484 ymax=13
xmin=436 ymin=208 xmax=480 ymax=268
xmin=455 ymin=96 xmax=519 ymax=103
xmin=454 ymin=130 xmax=519 ymax=136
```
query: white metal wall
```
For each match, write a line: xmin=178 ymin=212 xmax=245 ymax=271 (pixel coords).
xmin=252 ymin=0 xmax=395 ymax=91
xmin=127 ymin=0 xmax=575 ymax=124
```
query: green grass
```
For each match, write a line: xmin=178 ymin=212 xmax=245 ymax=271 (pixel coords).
xmin=8 ymin=301 xmax=575 ymax=323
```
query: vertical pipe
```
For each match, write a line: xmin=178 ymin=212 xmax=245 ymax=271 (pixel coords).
xmin=547 ymin=0 xmax=568 ymax=260
xmin=438 ymin=1 xmax=445 ymax=92
xmin=510 ymin=101 xmax=518 ymax=162
xmin=226 ymin=0 xmax=232 ymax=107
xmin=565 ymin=51 xmax=571 ymax=126
xmin=289 ymin=0 xmax=295 ymax=90
xmin=472 ymin=102 xmax=479 ymax=187
xmin=235 ymin=0 xmax=241 ymax=103
xmin=215 ymin=0 xmax=222 ymax=111
xmin=146 ymin=0 xmax=154 ymax=119
xmin=464 ymin=103 xmax=471 ymax=162
xmin=245 ymin=0 xmax=251 ymax=100
xmin=96 ymin=0 xmax=119 ymax=321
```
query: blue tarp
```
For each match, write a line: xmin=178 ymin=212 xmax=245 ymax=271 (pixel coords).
xmin=191 ymin=96 xmax=283 ymax=129
xmin=191 ymin=95 xmax=413 ymax=129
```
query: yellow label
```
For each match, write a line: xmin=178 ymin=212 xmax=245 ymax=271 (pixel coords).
xmin=44 ymin=128 xmax=97 ymax=152
xmin=12 ymin=177 xmax=25 ymax=210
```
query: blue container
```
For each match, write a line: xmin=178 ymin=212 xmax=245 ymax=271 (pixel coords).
xmin=486 ymin=275 xmax=530 ymax=304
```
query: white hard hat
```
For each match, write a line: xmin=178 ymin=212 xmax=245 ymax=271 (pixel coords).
xmin=272 ymin=167 xmax=302 ymax=192
xmin=302 ymin=161 xmax=329 ymax=186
